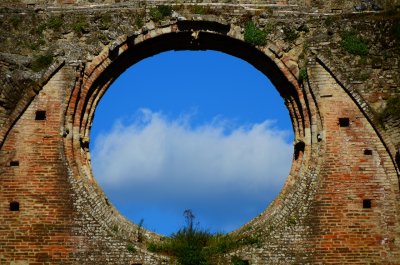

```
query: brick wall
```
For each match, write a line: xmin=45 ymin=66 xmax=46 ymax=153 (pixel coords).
xmin=0 ymin=3 xmax=399 ymax=264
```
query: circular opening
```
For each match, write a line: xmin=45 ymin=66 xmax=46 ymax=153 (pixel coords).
xmin=90 ymin=50 xmax=293 ymax=236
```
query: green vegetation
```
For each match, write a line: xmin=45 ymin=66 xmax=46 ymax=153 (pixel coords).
xmin=127 ymin=244 xmax=136 ymax=253
xmin=392 ymin=21 xmax=400 ymax=40
xmin=147 ymin=210 xmax=262 ymax=265
xmin=231 ymin=256 xmax=249 ymax=265
xmin=100 ymin=14 xmax=112 ymax=26
xmin=112 ymin=224 xmax=119 ymax=233
xmin=135 ymin=14 xmax=145 ymax=29
xmin=340 ymin=31 xmax=369 ymax=56
xmin=150 ymin=5 xmax=173 ymax=21
xmin=324 ymin=16 xmax=335 ymax=27
xmin=10 ymin=15 xmax=22 ymax=28
xmin=30 ymin=39 xmax=46 ymax=51
xmin=299 ymin=68 xmax=308 ymax=83
xmin=287 ymin=216 xmax=297 ymax=226
xmin=72 ymin=16 xmax=89 ymax=34
xmin=244 ymin=21 xmax=267 ymax=46
xmin=189 ymin=5 xmax=207 ymax=14
xmin=283 ymin=27 xmax=299 ymax=43
xmin=380 ymin=95 xmax=400 ymax=121
xmin=264 ymin=21 xmax=276 ymax=36
xmin=30 ymin=54 xmax=53 ymax=72
xmin=48 ymin=16 xmax=63 ymax=31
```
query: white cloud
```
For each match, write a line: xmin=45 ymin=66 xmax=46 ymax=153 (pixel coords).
xmin=91 ymin=109 xmax=293 ymax=234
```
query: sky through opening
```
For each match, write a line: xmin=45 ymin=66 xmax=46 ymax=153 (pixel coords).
xmin=90 ymin=50 xmax=294 ymax=236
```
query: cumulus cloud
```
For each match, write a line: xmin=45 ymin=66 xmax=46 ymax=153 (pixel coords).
xmin=91 ymin=109 xmax=293 ymax=234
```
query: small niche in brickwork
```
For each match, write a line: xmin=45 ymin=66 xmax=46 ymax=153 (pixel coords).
xmin=364 ymin=149 xmax=373 ymax=155
xmin=9 ymin=201 xmax=19 ymax=211
xmin=35 ymin=110 xmax=47 ymax=120
xmin=339 ymin=118 xmax=350 ymax=127
xmin=294 ymin=141 xmax=305 ymax=160
xmin=10 ymin=160 xmax=19 ymax=167
xmin=363 ymin=199 xmax=372 ymax=209
xmin=396 ymin=151 xmax=400 ymax=168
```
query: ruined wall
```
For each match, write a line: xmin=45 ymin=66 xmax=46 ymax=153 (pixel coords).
xmin=0 ymin=1 xmax=399 ymax=264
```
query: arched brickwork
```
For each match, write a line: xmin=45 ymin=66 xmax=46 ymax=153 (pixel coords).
xmin=1 ymin=3 xmax=400 ymax=264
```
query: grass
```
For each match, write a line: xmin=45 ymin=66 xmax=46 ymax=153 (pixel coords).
xmin=147 ymin=210 xmax=262 ymax=264
xmin=48 ymin=16 xmax=63 ymax=31
xmin=244 ymin=21 xmax=267 ymax=46
xmin=340 ymin=31 xmax=369 ymax=56
xmin=72 ymin=16 xmax=89 ymax=34
xmin=10 ymin=15 xmax=22 ymax=28
xmin=30 ymin=39 xmax=46 ymax=51
xmin=30 ymin=54 xmax=53 ymax=72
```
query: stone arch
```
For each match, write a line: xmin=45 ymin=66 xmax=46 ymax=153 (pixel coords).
xmin=1 ymin=18 xmax=399 ymax=264
xmin=63 ymin=20 xmax=321 ymax=261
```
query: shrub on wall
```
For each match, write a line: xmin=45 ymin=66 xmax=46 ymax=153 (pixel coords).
xmin=150 ymin=5 xmax=172 ymax=21
xmin=30 ymin=53 xmax=53 ymax=72
xmin=244 ymin=21 xmax=267 ymax=46
xmin=340 ymin=31 xmax=369 ymax=55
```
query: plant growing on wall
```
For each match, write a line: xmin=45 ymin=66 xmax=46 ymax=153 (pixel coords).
xmin=340 ymin=31 xmax=369 ymax=55
xmin=147 ymin=209 xmax=262 ymax=264
xmin=244 ymin=21 xmax=267 ymax=46
xmin=150 ymin=5 xmax=173 ymax=21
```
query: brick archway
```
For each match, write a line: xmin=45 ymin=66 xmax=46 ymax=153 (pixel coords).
xmin=1 ymin=19 xmax=399 ymax=264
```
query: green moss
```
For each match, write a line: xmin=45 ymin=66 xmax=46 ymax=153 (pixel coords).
xmin=244 ymin=21 xmax=267 ymax=46
xmin=30 ymin=54 xmax=53 ymax=72
xmin=340 ymin=31 xmax=369 ymax=56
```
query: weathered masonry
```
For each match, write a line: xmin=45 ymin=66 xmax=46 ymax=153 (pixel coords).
xmin=1 ymin=0 xmax=400 ymax=264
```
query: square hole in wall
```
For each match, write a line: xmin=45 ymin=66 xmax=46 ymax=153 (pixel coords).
xmin=363 ymin=199 xmax=372 ymax=209
xmin=35 ymin=110 xmax=47 ymax=120
xmin=364 ymin=149 xmax=373 ymax=155
xmin=339 ymin=118 xmax=350 ymax=127
xmin=10 ymin=201 xmax=19 ymax=211
xmin=10 ymin=161 xmax=19 ymax=167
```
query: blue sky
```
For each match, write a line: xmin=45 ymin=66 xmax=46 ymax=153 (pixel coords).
xmin=90 ymin=50 xmax=293 ymax=236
